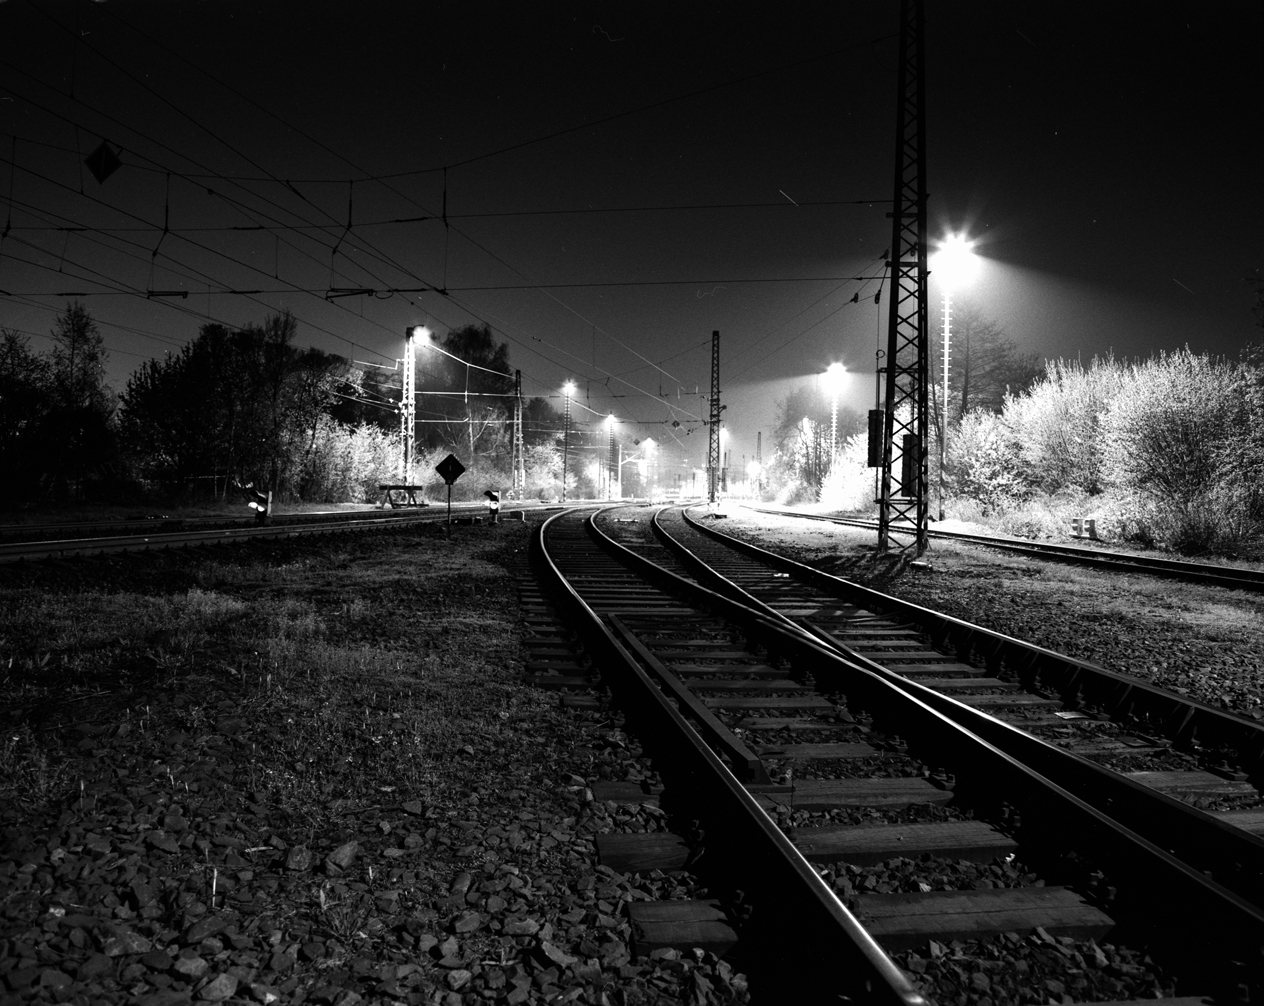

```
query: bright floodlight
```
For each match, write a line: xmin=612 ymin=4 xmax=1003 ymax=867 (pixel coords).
xmin=563 ymin=380 xmax=577 ymax=397
xmin=824 ymin=362 xmax=846 ymax=391
xmin=410 ymin=325 xmax=431 ymax=340
xmin=932 ymin=234 xmax=980 ymax=291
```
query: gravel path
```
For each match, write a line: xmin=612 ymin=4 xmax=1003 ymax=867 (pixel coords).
xmin=716 ymin=508 xmax=1264 ymax=722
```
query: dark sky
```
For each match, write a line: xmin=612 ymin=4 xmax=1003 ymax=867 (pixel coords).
xmin=2 ymin=1 xmax=1260 ymax=472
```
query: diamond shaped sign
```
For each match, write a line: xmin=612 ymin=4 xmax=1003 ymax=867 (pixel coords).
xmin=84 ymin=141 xmax=122 ymax=185
xmin=435 ymin=454 xmax=465 ymax=485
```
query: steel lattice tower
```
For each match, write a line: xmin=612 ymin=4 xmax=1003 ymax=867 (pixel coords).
xmin=707 ymin=330 xmax=722 ymax=503
xmin=512 ymin=370 xmax=525 ymax=497
xmin=878 ymin=0 xmax=930 ymax=555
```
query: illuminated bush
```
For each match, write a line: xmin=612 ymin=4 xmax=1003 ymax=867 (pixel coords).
xmin=1004 ymin=356 xmax=1125 ymax=495
xmin=297 ymin=419 xmax=399 ymax=503
xmin=819 ymin=433 xmax=875 ymax=512
xmin=945 ymin=410 xmax=1026 ymax=515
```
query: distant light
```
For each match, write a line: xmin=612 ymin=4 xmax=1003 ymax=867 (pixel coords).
xmin=563 ymin=380 xmax=577 ymax=397
xmin=931 ymin=234 xmax=980 ymax=291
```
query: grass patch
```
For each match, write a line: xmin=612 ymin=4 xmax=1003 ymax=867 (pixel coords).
xmin=0 ymin=523 xmax=536 ymax=828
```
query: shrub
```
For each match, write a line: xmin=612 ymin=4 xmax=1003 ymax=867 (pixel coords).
xmin=1004 ymin=355 xmax=1125 ymax=495
xmin=946 ymin=410 xmax=1025 ymax=515
xmin=1099 ymin=349 xmax=1260 ymax=555
xmin=298 ymin=419 xmax=399 ymax=503
xmin=819 ymin=433 xmax=876 ymax=513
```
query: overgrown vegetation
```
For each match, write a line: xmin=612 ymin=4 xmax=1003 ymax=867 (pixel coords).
xmin=764 ymin=283 xmax=1264 ymax=558
xmin=944 ymin=349 xmax=1264 ymax=556
xmin=0 ymin=306 xmax=633 ymax=509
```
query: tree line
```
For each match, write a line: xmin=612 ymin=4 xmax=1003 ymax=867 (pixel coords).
xmin=0 ymin=303 xmax=629 ymax=508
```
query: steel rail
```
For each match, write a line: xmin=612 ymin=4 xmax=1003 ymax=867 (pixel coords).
xmin=0 ymin=500 xmax=523 ymax=542
xmin=744 ymin=505 xmax=1264 ymax=591
xmin=0 ymin=508 xmax=510 ymax=564
xmin=659 ymin=504 xmax=1264 ymax=911
xmin=533 ymin=507 xmax=925 ymax=1005
xmin=580 ymin=505 xmax=1264 ymax=993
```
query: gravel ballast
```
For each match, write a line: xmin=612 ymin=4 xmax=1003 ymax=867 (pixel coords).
xmin=716 ymin=508 xmax=1264 ymax=722
xmin=0 ymin=523 xmax=748 ymax=1005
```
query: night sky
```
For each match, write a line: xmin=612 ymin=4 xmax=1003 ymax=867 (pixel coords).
xmin=2 ymin=1 xmax=1260 ymax=473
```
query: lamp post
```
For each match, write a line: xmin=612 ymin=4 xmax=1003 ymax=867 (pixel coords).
xmin=561 ymin=381 xmax=576 ymax=502
xmin=606 ymin=414 xmax=616 ymax=500
xmin=823 ymin=362 xmax=846 ymax=460
xmin=930 ymin=234 xmax=980 ymax=520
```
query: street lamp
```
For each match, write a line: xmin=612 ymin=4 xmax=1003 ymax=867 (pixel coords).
xmin=605 ymin=414 xmax=616 ymax=500
xmin=823 ymin=362 xmax=847 ymax=460
xmin=561 ymin=381 xmax=576 ymax=502
xmin=930 ymin=234 xmax=980 ymax=520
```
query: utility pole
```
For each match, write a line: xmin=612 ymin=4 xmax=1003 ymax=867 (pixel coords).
xmin=878 ymin=0 xmax=930 ymax=555
xmin=756 ymin=431 xmax=763 ymax=495
xmin=512 ymin=370 xmax=525 ymax=499
xmin=707 ymin=330 xmax=722 ymax=503
xmin=401 ymin=327 xmax=417 ymax=481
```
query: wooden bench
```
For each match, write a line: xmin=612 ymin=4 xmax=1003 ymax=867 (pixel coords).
xmin=378 ymin=484 xmax=429 ymax=507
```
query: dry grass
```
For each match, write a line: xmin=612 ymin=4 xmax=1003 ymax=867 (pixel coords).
xmin=0 ymin=523 xmax=537 ymax=825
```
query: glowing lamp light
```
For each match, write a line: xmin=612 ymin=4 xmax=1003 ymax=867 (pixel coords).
xmin=931 ymin=234 xmax=980 ymax=291
xmin=409 ymin=325 xmax=431 ymax=341
xmin=824 ymin=361 xmax=847 ymax=391
xmin=562 ymin=380 xmax=577 ymax=397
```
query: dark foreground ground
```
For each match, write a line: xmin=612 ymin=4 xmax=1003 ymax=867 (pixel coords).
xmin=0 ymin=522 xmax=743 ymax=1006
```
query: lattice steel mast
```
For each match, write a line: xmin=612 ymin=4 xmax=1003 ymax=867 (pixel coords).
xmin=707 ymin=330 xmax=722 ymax=503
xmin=512 ymin=369 xmax=525 ymax=497
xmin=878 ymin=0 xmax=930 ymax=555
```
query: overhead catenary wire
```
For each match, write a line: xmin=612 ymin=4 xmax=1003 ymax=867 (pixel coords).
xmin=26 ymin=3 xmax=899 ymax=416
xmin=2 ymin=14 xmax=896 ymax=432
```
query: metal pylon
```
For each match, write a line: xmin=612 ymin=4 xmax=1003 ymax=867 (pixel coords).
xmin=512 ymin=369 xmax=525 ymax=497
xmin=878 ymin=0 xmax=930 ymax=556
xmin=707 ymin=330 xmax=722 ymax=503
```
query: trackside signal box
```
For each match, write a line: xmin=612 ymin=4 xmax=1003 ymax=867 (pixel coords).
xmin=867 ymin=410 xmax=884 ymax=468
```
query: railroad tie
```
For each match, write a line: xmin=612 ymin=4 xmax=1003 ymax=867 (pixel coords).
xmin=595 ymin=832 xmax=691 ymax=873
xmin=853 ymin=886 xmax=1114 ymax=952
xmin=626 ymin=900 xmax=738 ymax=956
xmin=747 ymin=777 xmax=953 ymax=811
xmin=793 ymin=820 xmax=1017 ymax=866
xmin=1125 ymin=770 xmax=1257 ymax=801
xmin=753 ymin=742 xmax=875 ymax=760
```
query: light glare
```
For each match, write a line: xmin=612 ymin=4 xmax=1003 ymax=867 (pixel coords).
xmin=932 ymin=234 xmax=980 ymax=291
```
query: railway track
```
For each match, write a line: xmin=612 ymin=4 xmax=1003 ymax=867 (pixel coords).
xmin=0 ymin=503 xmax=554 ymax=564
xmin=530 ymin=504 xmax=1264 ymax=1002
xmin=0 ymin=500 xmax=532 ymax=546
xmin=745 ymin=505 xmax=1264 ymax=592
